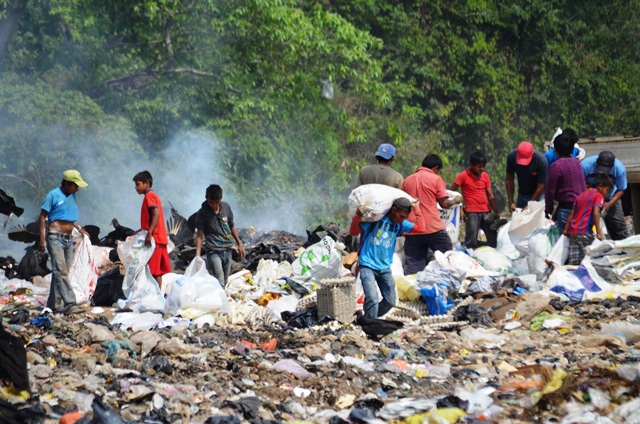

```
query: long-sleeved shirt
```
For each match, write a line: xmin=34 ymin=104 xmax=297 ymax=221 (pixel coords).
xmin=545 ymin=157 xmax=586 ymax=215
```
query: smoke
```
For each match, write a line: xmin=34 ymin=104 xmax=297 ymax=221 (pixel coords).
xmin=1 ymin=128 xmax=311 ymax=263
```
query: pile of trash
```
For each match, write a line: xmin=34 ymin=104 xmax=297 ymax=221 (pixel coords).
xmin=3 ymin=194 xmax=640 ymax=423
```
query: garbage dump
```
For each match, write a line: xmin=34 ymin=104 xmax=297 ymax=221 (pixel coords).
xmin=3 ymin=199 xmax=640 ymax=423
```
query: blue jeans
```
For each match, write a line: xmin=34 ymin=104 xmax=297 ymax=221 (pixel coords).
xmin=206 ymin=250 xmax=232 ymax=286
xmin=464 ymin=212 xmax=497 ymax=249
xmin=360 ymin=266 xmax=396 ymax=319
xmin=46 ymin=232 xmax=77 ymax=310
xmin=555 ymin=207 xmax=572 ymax=232
xmin=516 ymin=193 xmax=545 ymax=209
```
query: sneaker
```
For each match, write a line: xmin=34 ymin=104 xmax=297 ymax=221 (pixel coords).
xmin=62 ymin=304 xmax=85 ymax=316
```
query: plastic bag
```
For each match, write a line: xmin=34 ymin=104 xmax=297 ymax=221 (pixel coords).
xmin=497 ymin=222 xmax=520 ymax=260
xmin=439 ymin=190 xmax=463 ymax=244
xmin=165 ymin=256 xmax=230 ymax=318
xmin=545 ymin=257 xmax=611 ymax=302
xmin=116 ymin=232 xmax=165 ymax=313
xmin=69 ymin=230 xmax=98 ymax=303
xmin=291 ymin=236 xmax=342 ymax=282
xmin=508 ymin=201 xmax=548 ymax=256
xmin=472 ymin=246 xmax=514 ymax=274
xmin=600 ymin=321 xmax=640 ymax=344
xmin=527 ymin=226 xmax=560 ymax=278
xmin=546 ymin=234 xmax=569 ymax=267
xmin=265 ymin=294 xmax=299 ymax=323
xmin=429 ymin=250 xmax=497 ymax=280
xmin=348 ymin=184 xmax=414 ymax=222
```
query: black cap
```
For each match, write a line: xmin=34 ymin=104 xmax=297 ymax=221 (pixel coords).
xmin=596 ymin=151 xmax=615 ymax=175
xmin=392 ymin=197 xmax=412 ymax=212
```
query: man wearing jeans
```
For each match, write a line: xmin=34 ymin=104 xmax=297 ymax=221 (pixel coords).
xmin=350 ymin=198 xmax=424 ymax=319
xmin=38 ymin=170 xmax=89 ymax=315
xmin=195 ymin=184 xmax=245 ymax=286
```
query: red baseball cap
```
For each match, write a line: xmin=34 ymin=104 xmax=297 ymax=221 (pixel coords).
xmin=516 ymin=141 xmax=534 ymax=166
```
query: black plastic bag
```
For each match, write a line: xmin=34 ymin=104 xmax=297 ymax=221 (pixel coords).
xmin=92 ymin=267 xmax=125 ymax=307
xmin=281 ymin=307 xmax=332 ymax=329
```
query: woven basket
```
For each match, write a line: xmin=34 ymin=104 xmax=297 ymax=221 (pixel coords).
xmin=317 ymin=276 xmax=356 ymax=323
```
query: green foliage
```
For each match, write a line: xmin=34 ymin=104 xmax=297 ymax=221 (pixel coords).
xmin=2 ymin=0 xmax=640 ymax=227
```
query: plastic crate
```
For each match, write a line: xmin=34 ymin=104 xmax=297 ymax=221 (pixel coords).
xmin=316 ymin=276 xmax=356 ymax=323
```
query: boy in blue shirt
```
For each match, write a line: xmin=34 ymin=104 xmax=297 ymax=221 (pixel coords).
xmin=350 ymin=198 xmax=424 ymax=319
xmin=38 ymin=170 xmax=89 ymax=315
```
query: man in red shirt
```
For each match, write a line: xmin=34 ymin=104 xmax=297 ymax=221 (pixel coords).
xmin=450 ymin=151 xmax=499 ymax=249
xmin=401 ymin=154 xmax=461 ymax=274
xmin=133 ymin=170 xmax=172 ymax=289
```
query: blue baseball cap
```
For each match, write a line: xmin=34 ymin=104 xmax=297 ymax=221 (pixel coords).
xmin=375 ymin=143 xmax=396 ymax=160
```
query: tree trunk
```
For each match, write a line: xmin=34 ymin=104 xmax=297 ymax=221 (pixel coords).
xmin=0 ymin=0 xmax=28 ymax=69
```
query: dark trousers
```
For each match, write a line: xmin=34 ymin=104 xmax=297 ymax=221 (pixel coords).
xmin=604 ymin=200 xmax=632 ymax=241
xmin=404 ymin=230 xmax=452 ymax=274
xmin=464 ymin=212 xmax=497 ymax=249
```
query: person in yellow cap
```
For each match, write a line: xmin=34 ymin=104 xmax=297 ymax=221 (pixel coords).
xmin=38 ymin=170 xmax=89 ymax=315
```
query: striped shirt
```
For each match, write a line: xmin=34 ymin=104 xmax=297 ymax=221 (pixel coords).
xmin=567 ymin=189 xmax=604 ymax=235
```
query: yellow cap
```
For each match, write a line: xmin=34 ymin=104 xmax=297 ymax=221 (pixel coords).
xmin=62 ymin=170 xmax=88 ymax=188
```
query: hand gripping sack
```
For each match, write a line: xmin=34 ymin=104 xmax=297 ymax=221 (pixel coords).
xmin=348 ymin=184 xmax=414 ymax=222
xmin=116 ymin=232 xmax=165 ymax=313
xmin=165 ymin=256 xmax=230 ymax=318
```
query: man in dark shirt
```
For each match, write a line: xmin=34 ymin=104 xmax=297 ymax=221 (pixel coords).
xmin=505 ymin=141 xmax=549 ymax=211
xmin=195 ymin=184 xmax=245 ymax=286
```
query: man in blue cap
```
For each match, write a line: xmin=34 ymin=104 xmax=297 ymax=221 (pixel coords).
xmin=357 ymin=143 xmax=403 ymax=188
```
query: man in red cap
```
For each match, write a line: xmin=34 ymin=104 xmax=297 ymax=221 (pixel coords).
xmin=505 ymin=141 xmax=549 ymax=212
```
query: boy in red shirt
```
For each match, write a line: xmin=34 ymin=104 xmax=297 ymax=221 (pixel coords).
xmin=563 ymin=174 xmax=613 ymax=265
xmin=133 ymin=170 xmax=172 ymax=289
xmin=450 ymin=151 xmax=499 ymax=248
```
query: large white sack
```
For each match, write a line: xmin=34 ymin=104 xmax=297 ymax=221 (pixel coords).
xmin=429 ymin=250 xmax=498 ymax=280
xmin=116 ymin=232 xmax=165 ymax=313
xmin=291 ymin=236 xmax=342 ymax=282
xmin=471 ymin=246 xmax=514 ymax=274
xmin=497 ymin=222 xmax=520 ymax=260
xmin=69 ymin=230 xmax=98 ymax=303
xmin=438 ymin=190 xmax=463 ymax=244
xmin=165 ymin=256 xmax=230 ymax=318
xmin=527 ymin=226 xmax=560 ymax=278
xmin=508 ymin=201 xmax=549 ymax=256
xmin=546 ymin=234 xmax=569 ymax=267
xmin=348 ymin=184 xmax=414 ymax=222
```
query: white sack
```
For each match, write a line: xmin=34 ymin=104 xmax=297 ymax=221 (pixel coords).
xmin=471 ymin=246 xmax=514 ymax=274
xmin=165 ymin=256 xmax=230 ymax=318
xmin=69 ymin=230 xmax=98 ymax=303
xmin=116 ymin=232 xmax=165 ymax=313
xmin=497 ymin=222 xmax=520 ymax=260
xmin=508 ymin=201 xmax=549 ymax=256
xmin=291 ymin=236 xmax=342 ymax=282
xmin=546 ymin=234 xmax=569 ymax=267
xmin=527 ymin=226 xmax=560 ymax=278
xmin=348 ymin=184 xmax=413 ymax=222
